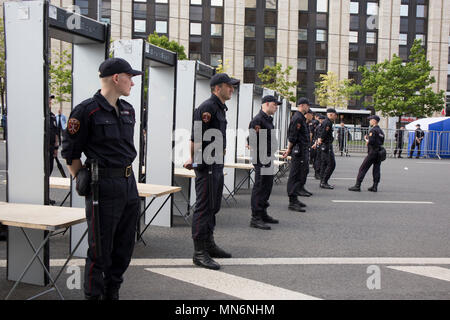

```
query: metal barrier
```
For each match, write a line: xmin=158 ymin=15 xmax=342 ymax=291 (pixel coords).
xmin=332 ymin=128 xmax=450 ymax=159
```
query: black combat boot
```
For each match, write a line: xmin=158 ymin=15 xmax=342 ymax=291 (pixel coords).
xmin=250 ymin=212 xmax=271 ymax=230
xmin=320 ymin=180 xmax=334 ymax=189
xmin=368 ymin=183 xmax=378 ymax=192
xmin=193 ymin=240 xmax=220 ymax=270
xmin=348 ymin=182 xmax=361 ymax=192
xmin=104 ymin=287 xmax=119 ymax=300
xmin=288 ymin=198 xmax=306 ymax=212
xmin=206 ymin=235 xmax=232 ymax=258
xmin=314 ymin=172 xmax=321 ymax=180
xmin=262 ymin=212 xmax=279 ymax=224
xmin=300 ymin=187 xmax=313 ymax=196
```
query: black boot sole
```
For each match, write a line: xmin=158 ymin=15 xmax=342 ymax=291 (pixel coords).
xmin=193 ymin=258 xmax=221 ymax=270
xmin=288 ymin=205 xmax=306 ymax=212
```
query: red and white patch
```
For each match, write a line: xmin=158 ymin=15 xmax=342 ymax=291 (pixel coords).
xmin=67 ymin=118 xmax=80 ymax=135
xmin=202 ymin=112 xmax=212 ymax=123
xmin=296 ymin=123 xmax=301 ymax=130
xmin=254 ymin=125 xmax=261 ymax=133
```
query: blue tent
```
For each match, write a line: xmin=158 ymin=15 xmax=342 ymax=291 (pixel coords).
xmin=406 ymin=117 xmax=450 ymax=158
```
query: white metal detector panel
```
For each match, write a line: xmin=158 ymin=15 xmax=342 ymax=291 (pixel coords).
xmin=224 ymin=87 xmax=239 ymax=196
xmin=70 ymin=43 xmax=108 ymax=258
xmin=5 ymin=1 xmax=48 ymax=286
xmin=145 ymin=66 xmax=175 ymax=227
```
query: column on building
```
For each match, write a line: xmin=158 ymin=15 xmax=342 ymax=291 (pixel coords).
xmin=328 ymin=0 xmax=350 ymax=82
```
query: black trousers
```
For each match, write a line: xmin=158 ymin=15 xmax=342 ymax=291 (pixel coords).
xmin=49 ymin=147 xmax=55 ymax=176
xmin=251 ymin=165 xmax=274 ymax=217
xmin=356 ymin=151 xmax=381 ymax=184
xmin=394 ymin=142 xmax=403 ymax=156
xmin=192 ymin=164 xmax=224 ymax=241
xmin=287 ymin=149 xmax=309 ymax=199
xmin=320 ymin=144 xmax=336 ymax=183
xmin=314 ymin=147 xmax=322 ymax=174
xmin=84 ymin=175 xmax=140 ymax=298
xmin=410 ymin=141 xmax=421 ymax=157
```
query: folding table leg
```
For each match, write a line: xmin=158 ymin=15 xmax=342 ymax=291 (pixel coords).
xmin=137 ymin=195 xmax=172 ymax=245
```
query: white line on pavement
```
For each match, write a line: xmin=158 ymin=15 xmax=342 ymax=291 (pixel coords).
xmin=332 ymin=200 xmax=434 ymax=204
xmin=146 ymin=267 xmax=321 ymax=300
xmin=2 ymin=257 xmax=450 ymax=268
xmin=387 ymin=266 xmax=450 ymax=282
xmin=416 ymin=162 xmax=450 ymax=165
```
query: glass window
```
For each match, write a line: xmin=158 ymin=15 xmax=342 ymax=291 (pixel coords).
xmin=400 ymin=4 xmax=408 ymax=16
xmin=245 ymin=9 xmax=256 ymax=24
xmin=366 ymin=44 xmax=377 ymax=60
xmin=189 ymin=6 xmax=202 ymax=20
xmin=299 ymin=12 xmax=308 ymax=28
xmin=298 ymin=29 xmax=307 ymax=40
xmin=315 ymin=43 xmax=327 ymax=57
xmin=210 ymin=7 xmax=224 ymax=22
xmin=245 ymin=26 xmax=256 ymax=38
xmin=244 ymin=39 xmax=256 ymax=54
xmin=190 ymin=0 xmax=202 ymax=4
xmin=210 ymin=54 xmax=222 ymax=67
xmin=299 ymin=0 xmax=308 ymax=11
xmin=265 ymin=11 xmax=277 ymax=25
xmin=133 ymin=3 xmax=147 ymax=19
xmin=264 ymin=57 xmax=276 ymax=67
xmin=316 ymin=30 xmax=327 ymax=42
xmin=399 ymin=33 xmax=407 ymax=45
xmin=298 ymin=42 xmax=308 ymax=56
xmin=210 ymin=38 xmax=223 ymax=52
xmin=190 ymin=22 xmax=202 ymax=35
xmin=298 ymin=58 xmax=307 ymax=70
xmin=245 ymin=0 xmax=256 ymax=8
xmin=211 ymin=24 xmax=223 ymax=36
xmin=350 ymin=15 xmax=359 ymax=30
xmin=266 ymin=0 xmax=277 ymax=9
xmin=367 ymin=2 xmax=378 ymax=16
xmin=349 ymin=31 xmax=358 ymax=43
xmin=244 ymin=70 xmax=255 ymax=83
xmin=297 ymin=72 xmax=307 ymax=86
xmin=134 ymin=0 xmax=147 ymax=2
xmin=316 ymin=13 xmax=327 ymax=29
xmin=211 ymin=0 xmax=223 ymax=6
xmin=190 ymin=53 xmax=201 ymax=61
xmin=350 ymin=2 xmax=359 ymax=14
xmin=265 ymin=27 xmax=276 ymax=39
xmin=349 ymin=44 xmax=358 ymax=59
xmin=134 ymin=20 xmax=146 ymax=32
xmin=415 ymin=34 xmax=426 ymax=44
xmin=316 ymin=59 xmax=327 ymax=71
xmin=189 ymin=37 xmax=201 ymax=52
xmin=400 ymin=17 xmax=409 ymax=33
xmin=317 ymin=0 xmax=328 ymax=13
xmin=399 ymin=46 xmax=408 ymax=60
xmin=155 ymin=4 xmax=168 ymax=18
xmin=416 ymin=5 xmax=426 ymax=18
xmin=155 ymin=20 xmax=167 ymax=34
xmin=365 ymin=61 xmax=376 ymax=67
xmin=415 ymin=19 xmax=425 ymax=33
xmin=244 ymin=56 xmax=255 ymax=68
xmin=155 ymin=0 xmax=168 ymax=3
xmin=264 ymin=41 xmax=276 ymax=56
xmin=349 ymin=60 xmax=358 ymax=72
xmin=367 ymin=32 xmax=376 ymax=44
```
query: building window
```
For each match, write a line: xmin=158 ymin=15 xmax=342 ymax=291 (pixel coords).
xmin=211 ymin=24 xmax=223 ymax=36
xmin=316 ymin=0 xmax=328 ymax=13
xmin=298 ymin=29 xmax=308 ymax=40
xmin=155 ymin=21 xmax=167 ymax=34
xmin=416 ymin=5 xmax=426 ymax=18
xmin=134 ymin=20 xmax=146 ymax=33
xmin=245 ymin=0 xmax=256 ymax=8
xmin=211 ymin=0 xmax=223 ymax=6
xmin=350 ymin=1 xmax=359 ymax=14
xmin=349 ymin=60 xmax=358 ymax=72
xmin=265 ymin=27 xmax=276 ymax=39
xmin=245 ymin=26 xmax=256 ymax=38
xmin=299 ymin=0 xmax=308 ymax=11
xmin=244 ymin=56 xmax=255 ymax=68
xmin=400 ymin=4 xmax=409 ymax=16
xmin=298 ymin=58 xmax=307 ymax=70
xmin=316 ymin=59 xmax=327 ymax=71
xmin=265 ymin=0 xmax=277 ymax=9
xmin=190 ymin=0 xmax=201 ymax=4
xmin=210 ymin=54 xmax=222 ymax=67
xmin=316 ymin=29 xmax=327 ymax=42
xmin=366 ymin=2 xmax=378 ymax=16
xmin=190 ymin=23 xmax=202 ymax=35
xmin=264 ymin=57 xmax=276 ymax=67
xmin=349 ymin=31 xmax=358 ymax=43
xmin=399 ymin=33 xmax=407 ymax=45
xmin=366 ymin=32 xmax=377 ymax=44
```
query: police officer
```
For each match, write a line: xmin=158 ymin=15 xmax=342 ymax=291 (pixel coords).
xmin=312 ymin=115 xmax=326 ymax=180
xmin=318 ymin=108 xmax=338 ymax=189
xmin=184 ymin=73 xmax=239 ymax=270
xmin=409 ymin=124 xmax=424 ymax=158
xmin=349 ymin=115 xmax=385 ymax=192
xmin=394 ymin=126 xmax=405 ymax=158
xmin=48 ymin=95 xmax=59 ymax=176
xmin=283 ymin=98 xmax=311 ymax=212
xmin=248 ymin=95 xmax=281 ymax=230
xmin=309 ymin=113 xmax=319 ymax=166
xmin=62 ymin=58 xmax=143 ymax=300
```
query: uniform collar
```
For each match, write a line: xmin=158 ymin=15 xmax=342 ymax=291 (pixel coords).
xmin=259 ymin=109 xmax=273 ymax=122
xmin=210 ymin=94 xmax=228 ymax=112
xmin=94 ymin=90 xmax=123 ymax=113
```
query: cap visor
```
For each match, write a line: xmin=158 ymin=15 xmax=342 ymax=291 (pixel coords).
xmin=228 ymin=78 xmax=240 ymax=85
xmin=276 ymin=101 xmax=283 ymax=105
xmin=129 ymin=69 xmax=144 ymax=76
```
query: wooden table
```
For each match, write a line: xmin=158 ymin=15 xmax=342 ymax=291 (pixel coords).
xmin=224 ymin=163 xmax=255 ymax=200
xmin=0 ymin=202 xmax=86 ymax=300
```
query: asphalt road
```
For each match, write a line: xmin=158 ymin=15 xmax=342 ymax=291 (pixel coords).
xmin=0 ymin=141 xmax=449 ymax=300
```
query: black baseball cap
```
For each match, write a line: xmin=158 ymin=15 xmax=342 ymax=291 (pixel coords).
xmin=297 ymin=97 xmax=311 ymax=106
xmin=210 ymin=73 xmax=240 ymax=87
xmin=306 ymin=109 xmax=314 ymax=114
xmin=326 ymin=108 xmax=338 ymax=114
xmin=416 ymin=123 xmax=421 ymax=127
xmin=49 ymin=95 xmax=55 ymax=99
xmin=262 ymin=95 xmax=282 ymax=105
xmin=99 ymin=58 xmax=143 ymax=78
xmin=319 ymin=115 xmax=326 ymax=120
xmin=368 ymin=115 xmax=380 ymax=122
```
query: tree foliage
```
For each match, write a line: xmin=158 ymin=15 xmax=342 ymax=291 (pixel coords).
xmin=352 ymin=40 xmax=445 ymax=118
xmin=148 ymin=32 xmax=187 ymax=60
xmin=315 ymin=71 xmax=354 ymax=109
xmin=49 ymin=49 xmax=72 ymax=103
xmin=257 ymin=63 xmax=298 ymax=102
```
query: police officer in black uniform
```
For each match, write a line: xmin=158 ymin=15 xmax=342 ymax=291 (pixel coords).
xmin=62 ymin=58 xmax=143 ymax=300
xmin=312 ymin=115 xmax=326 ymax=180
xmin=318 ymin=108 xmax=338 ymax=189
xmin=309 ymin=113 xmax=319 ymax=166
xmin=283 ymin=98 xmax=311 ymax=212
xmin=349 ymin=115 xmax=385 ymax=192
xmin=409 ymin=124 xmax=424 ymax=158
xmin=48 ymin=95 xmax=59 ymax=176
xmin=184 ymin=73 xmax=239 ymax=270
xmin=248 ymin=95 xmax=281 ymax=230
xmin=394 ymin=126 xmax=405 ymax=158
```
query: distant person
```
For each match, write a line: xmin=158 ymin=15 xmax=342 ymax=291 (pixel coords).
xmin=48 ymin=95 xmax=59 ymax=176
xmin=56 ymin=106 xmax=67 ymax=145
xmin=393 ymin=126 xmax=405 ymax=158
xmin=409 ymin=124 xmax=424 ymax=159
xmin=337 ymin=122 xmax=348 ymax=156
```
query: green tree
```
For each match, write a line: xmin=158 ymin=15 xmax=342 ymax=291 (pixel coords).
xmin=352 ymin=40 xmax=445 ymax=120
xmin=148 ymin=32 xmax=187 ymax=60
xmin=315 ymin=71 xmax=354 ymax=109
xmin=257 ymin=63 xmax=298 ymax=103
xmin=49 ymin=49 xmax=72 ymax=103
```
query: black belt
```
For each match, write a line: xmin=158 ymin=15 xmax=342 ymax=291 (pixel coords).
xmin=98 ymin=165 xmax=133 ymax=178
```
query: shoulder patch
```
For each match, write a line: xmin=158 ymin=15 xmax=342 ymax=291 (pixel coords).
xmin=202 ymin=112 xmax=212 ymax=123
xmin=296 ymin=123 xmax=301 ymax=130
xmin=67 ymin=118 xmax=80 ymax=135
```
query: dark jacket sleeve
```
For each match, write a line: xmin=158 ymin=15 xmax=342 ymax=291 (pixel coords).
xmin=61 ymin=103 xmax=89 ymax=165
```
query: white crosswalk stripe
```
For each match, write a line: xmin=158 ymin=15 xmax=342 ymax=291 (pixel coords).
xmin=387 ymin=266 xmax=450 ymax=282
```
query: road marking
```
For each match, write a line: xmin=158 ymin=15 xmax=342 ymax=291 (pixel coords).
xmin=332 ymin=200 xmax=434 ymax=204
xmin=416 ymin=162 xmax=450 ymax=165
xmin=2 ymin=257 xmax=450 ymax=268
xmin=387 ymin=266 xmax=450 ymax=282
xmin=146 ymin=267 xmax=320 ymax=300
